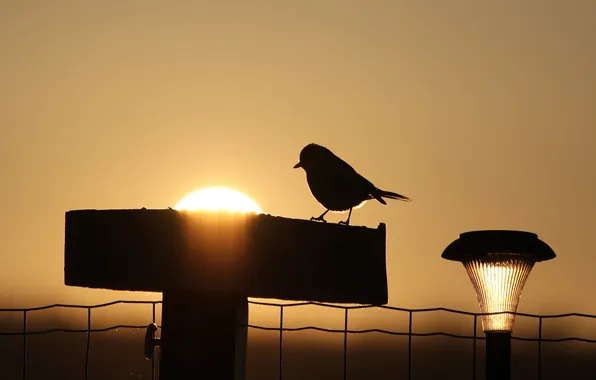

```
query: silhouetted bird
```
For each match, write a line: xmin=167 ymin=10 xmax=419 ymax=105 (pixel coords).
xmin=293 ymin=143 xmax=411 ymax=225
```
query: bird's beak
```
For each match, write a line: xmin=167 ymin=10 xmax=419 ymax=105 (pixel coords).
xmin=293 ymin=161 xmax=302 ymax=169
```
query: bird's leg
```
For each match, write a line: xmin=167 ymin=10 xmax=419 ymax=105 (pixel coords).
xmin=310 ymin=209 xmax=329 ymax=223
xmin=338 ymin=208 xmax=353 ymax=226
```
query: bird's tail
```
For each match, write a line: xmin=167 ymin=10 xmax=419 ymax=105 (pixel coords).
xmin=372 ymin=189 xmax=412 ymax=205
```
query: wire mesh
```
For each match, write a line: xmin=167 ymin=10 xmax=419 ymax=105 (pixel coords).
xmin=1 ymin=300 xmax=596 ymax=379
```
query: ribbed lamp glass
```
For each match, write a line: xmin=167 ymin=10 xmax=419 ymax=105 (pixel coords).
xmin=442 ymin=231 xmax=556 ymax=333
xmin=464 ymin=254 xmax=534 ymax=331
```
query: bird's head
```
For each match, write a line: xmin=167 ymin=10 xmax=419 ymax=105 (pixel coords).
xmin=293 ymin=143 xmax=332 ymax=171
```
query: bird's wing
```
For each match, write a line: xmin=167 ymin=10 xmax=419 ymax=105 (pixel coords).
xmin=325 ymin=155 xmax=381 ymax=201
xmin=329 ymin=153 xmax=411 ymax=203
xmin=325 ymin=150 xmax=359 ymax=174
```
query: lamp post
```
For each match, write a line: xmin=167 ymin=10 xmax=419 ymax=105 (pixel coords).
xmin=441 ymin=230 xmax=555 ymax=380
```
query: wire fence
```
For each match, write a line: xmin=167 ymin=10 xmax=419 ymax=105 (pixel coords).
xmin=1 ymin=300 xmax=595 ymax=380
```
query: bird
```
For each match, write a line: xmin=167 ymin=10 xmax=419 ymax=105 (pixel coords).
xmin=293 ymin=143 xmax=411 ymax=225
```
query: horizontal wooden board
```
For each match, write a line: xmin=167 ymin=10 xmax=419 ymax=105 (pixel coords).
xmin=64 ymin=209 xmax=388 ymax=305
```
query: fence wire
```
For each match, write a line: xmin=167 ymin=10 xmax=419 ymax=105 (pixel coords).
xmin=1 ymin=300 xmax=595 ymax=380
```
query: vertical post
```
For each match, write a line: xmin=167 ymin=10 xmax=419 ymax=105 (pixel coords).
xmin=235 ymin=300 xmax=248 ymax=380
xmin=537 ymin=317 xmax=542 ymax=380
xmin=159 ymin=290 xmax=247 ymax=380
xmin=485 ymin=332 xmax=511 ymax=380
xmin=343 ymin=308 xmax=348 ymax=380
xmin=408 ymin=311 xmax=412 ymax=380
xmin=85 ymin=307 xmax=91 ymax=380
xmin=472 ymin=315 xmax=477 ymax=380
xmin=22 ymin=310 xmax=27 ymax=380
xmin=279 ymin=306 xmax=284 ymax=380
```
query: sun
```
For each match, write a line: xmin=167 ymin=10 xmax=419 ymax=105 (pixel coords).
xmin=174 ymin=187 xmax=263 ymax=214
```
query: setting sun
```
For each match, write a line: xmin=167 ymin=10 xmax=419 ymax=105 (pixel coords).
xmin=174 ymin=187 xmax=263 ymax=214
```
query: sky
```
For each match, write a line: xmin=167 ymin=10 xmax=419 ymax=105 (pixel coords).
xmin=1 ymin=0 xmax=596 ymax=332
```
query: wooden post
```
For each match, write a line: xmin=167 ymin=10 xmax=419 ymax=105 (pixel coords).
xmin=64 ymin=209 xmax=388 ymax=380
xmin=159 ymin=291 xmax=247 ymax=380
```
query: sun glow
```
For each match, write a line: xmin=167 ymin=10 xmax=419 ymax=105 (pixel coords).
xmin=174 ymin=187 xmax=263 ymax=214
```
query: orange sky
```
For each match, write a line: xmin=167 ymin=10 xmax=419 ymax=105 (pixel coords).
xmin=1 ymin=0 xmax=596 ymax=328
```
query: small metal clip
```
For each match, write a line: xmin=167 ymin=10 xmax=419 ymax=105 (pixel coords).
xmin=144 ymin=323 xmax=160 ymax=359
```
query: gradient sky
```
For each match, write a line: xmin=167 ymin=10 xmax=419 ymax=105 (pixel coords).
xmin=1 ymin=0 xmax=596 ymax=330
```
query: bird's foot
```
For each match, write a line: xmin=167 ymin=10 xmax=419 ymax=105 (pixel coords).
xmin=338 ymin=208 xmax=352 ymax=226
xmin=310 ymin=216 xmax=327 ymax=223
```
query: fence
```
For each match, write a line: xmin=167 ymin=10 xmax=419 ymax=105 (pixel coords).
xmin=1 ymin=300 xmax=595 ymax=380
